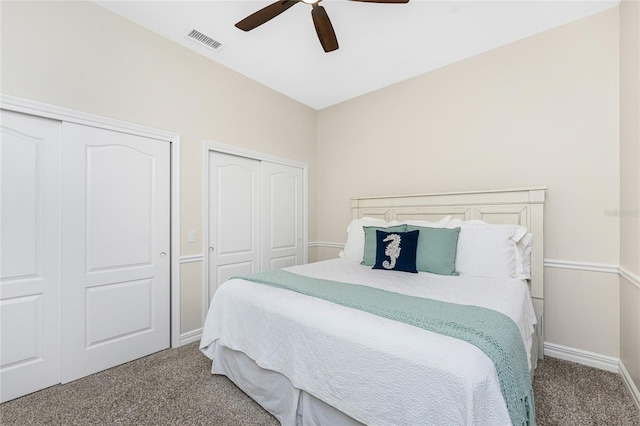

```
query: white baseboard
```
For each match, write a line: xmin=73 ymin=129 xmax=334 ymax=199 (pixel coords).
xmin=619 ymin=360 xmax=640 ymax=411
xmin=543 ymin=342 xmax=619 ymax=373
xmin=544 ymin=342 xmax=640 ymax=411
xmin=179 ymin=327 xmax=203 ymax=346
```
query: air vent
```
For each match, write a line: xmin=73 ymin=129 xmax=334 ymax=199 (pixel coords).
xmin=185 ymin=28 xmax=224 ymax=51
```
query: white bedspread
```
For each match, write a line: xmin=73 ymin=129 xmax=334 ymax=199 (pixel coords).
xmin=200 ymin=258 xmax=537 ymax=426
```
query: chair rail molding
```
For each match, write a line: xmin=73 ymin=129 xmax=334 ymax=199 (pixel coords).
xmin=619 ymin=265 xmax=640 ymax=289
xmin=308 ymin=241 xmax=345 ymax=249
xmin=180 ymin=254 xmax=205 ymax=264
xmin=543 ymin=259 xmax=619 ymax=274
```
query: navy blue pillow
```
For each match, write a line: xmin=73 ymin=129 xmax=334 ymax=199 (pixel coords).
xmin=373 ymin=230 xmax=419 ymax=273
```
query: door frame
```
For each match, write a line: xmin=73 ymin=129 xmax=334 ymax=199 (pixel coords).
xmin=202 ymin=140 xmax=308 ymax=318
xmin=0 ymin=94 xmax=183 ymax=348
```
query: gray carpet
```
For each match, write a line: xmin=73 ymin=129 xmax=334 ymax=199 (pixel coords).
xmin=533 ymin=357 xmax=639 ymax=425
xmin=1 ymin=343 xmax=638 ymax=425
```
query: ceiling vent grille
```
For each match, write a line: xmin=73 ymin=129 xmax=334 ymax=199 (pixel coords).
xmin=185 ymin=28 xmax=224 ymax=51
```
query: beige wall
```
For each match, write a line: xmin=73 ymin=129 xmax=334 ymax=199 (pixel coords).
xmin=1 ymin=0 xmax=632 ymax=371
xmin=619 ymin=0 xmax=640 ymax=390
xmin=544 ymin=269 xmax=620 ymax=353
xmin=317 ymin=9 xmax=621 ymax=356
xmin=0 ymin=1 xmax=318 ymax=333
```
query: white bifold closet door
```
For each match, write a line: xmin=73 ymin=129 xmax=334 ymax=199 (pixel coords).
xmin=60 ymin=123 xmax=170 ymax=383
xmin=0 ymin=110 xmax=171 ymax=402
xmin=207 ymin=151 xmax=304 ymax=304
xmin=0 ymin=111 xmax=62 ymax=403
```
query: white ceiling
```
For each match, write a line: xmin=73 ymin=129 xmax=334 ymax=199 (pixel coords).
xmin=95 ymin=0 xmax=619 ymax=110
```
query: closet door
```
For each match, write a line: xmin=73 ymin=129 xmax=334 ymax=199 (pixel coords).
xmin=0 ymin=111 xmax=61 ymax=402
xmin=60 ymin=123 xmax=170 ymax=383
xmin=208 ymin=152 xmax=260 ymax=303
xmin=262 ymin=162 xmax=304 ymax=270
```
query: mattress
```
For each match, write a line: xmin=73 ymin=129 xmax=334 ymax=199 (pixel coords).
xmin=200 ymin=258 xmax=537 ymax=426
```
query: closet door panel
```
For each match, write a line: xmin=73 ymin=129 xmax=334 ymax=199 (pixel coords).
xmin=60 ymin=123 xmax=170 ymax=383
xmin=0 ymin=110 xmax=61 ymax=403
xmin=208 ymin=152 xmax=260 ymax=303
xmin=262 ymin=162 xmax=304 ymax=270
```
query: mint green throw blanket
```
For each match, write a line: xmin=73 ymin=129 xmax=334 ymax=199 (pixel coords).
xmin=234 ymin=269 xmax=535 ymax=426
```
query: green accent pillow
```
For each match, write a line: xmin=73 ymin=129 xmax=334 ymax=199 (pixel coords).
xmin=361 ymin=224 xmax=407 ymax=266
xmin=406 ymin=225 xmax=460 ymax=275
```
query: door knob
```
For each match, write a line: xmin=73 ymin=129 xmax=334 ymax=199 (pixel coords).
xmin=209 ymin=247 xmax=214 ymax=252
xmin=160 ymin=252 xmax=167 ymax=257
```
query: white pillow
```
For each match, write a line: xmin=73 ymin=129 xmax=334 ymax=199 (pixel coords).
xmin=340 ymin=217 xmax=387 ymax=262
xmin=401 ymin=215 xmax=452 ymax=228
xmin=446 ymin=219 xmax=528 ymax=279
xmin=515 ymin=233 xmax=533 ymax=279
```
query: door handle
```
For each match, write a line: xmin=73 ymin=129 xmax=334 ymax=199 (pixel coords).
xmin=160 ymin=252 xmax=167 ymax=257
xmin=208 ymin=247 xmax=214 ymax=253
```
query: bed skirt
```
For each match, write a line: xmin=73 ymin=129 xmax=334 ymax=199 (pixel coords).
xmin=204 ymin=335 xmax=539 ymax=426
xmin=207 ymin=342 xmax=363 ymax=426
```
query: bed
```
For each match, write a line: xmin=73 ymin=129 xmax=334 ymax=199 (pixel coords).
xmin=200 ymin=188 xmax=546 ymax=426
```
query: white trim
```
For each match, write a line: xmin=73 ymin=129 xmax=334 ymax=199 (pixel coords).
xmin=544 ymin=342 xmax=619 ymax=373
xmin=311 ymin=251 xmax=629 ymax=278
xmin=353 ymin=186 xmax=548 ymax=202
xmin=202 ymin=144 xmax=210 ymax=327
xmin=171 ymin=132 xmax=182 ymax=349
xmin=620 ymin=360 xmax=640 ymax=411
xmin=544 ymin=259 xmax=619 ymax=274
xmin=178 ymin=328 xmax=203 ymax=346
xmin=308 ymin=241 xmax=345 ymax=249
xmin=543 ymin=260 xmax=640 ymax=285
xmin=620 ymin=266 xmax=640 ymax=290
xmin=0 ymin=95 xmax=178 ymax=141
xmin=543 ymin=342 xmax=640 ymax=408
xmin=204 ymin=140 xmax=308 ymax=169
xmin=1 ymin=94 xmax=183 ymax=350
xmin=302 ymin=166 xmax=309 ymax=265
xmin=180 ymin=254 xmax=204 ymax=264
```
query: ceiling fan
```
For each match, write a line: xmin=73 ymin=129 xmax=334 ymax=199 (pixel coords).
xmin=235 ymin=0 xmax=410 ymax=53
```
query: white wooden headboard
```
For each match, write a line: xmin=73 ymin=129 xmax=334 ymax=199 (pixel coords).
xmin=351 ymin=187 xmax=546 ymax=359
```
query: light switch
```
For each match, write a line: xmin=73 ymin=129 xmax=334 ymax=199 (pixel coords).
xmin=187 ymin=230 xmax=196 ymax=243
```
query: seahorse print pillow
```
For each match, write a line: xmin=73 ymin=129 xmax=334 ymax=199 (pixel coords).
xmin=373 ymin=230 xmax=420 ymax=273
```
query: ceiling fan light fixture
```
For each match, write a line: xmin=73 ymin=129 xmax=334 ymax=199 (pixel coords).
xmin=235 ymin=0 xmax=409 ymax=52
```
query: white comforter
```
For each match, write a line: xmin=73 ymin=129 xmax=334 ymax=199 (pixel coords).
xmin=200 ymin=258 xmax=537 ymax=426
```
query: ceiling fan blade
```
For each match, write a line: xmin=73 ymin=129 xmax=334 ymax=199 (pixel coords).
xmin=235 ymin=0 xmax=301 ymax=32
xmin=349 ymin=0 xmax=409 ymax=3
xmin=311 ymin=4 xmax=339 ymax=52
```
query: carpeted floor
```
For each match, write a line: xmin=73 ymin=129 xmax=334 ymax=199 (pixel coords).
xmin=1 ymin=342 xmax=638 ymax=425
xmin=533 ymin=356 xmax=639 ymax=425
